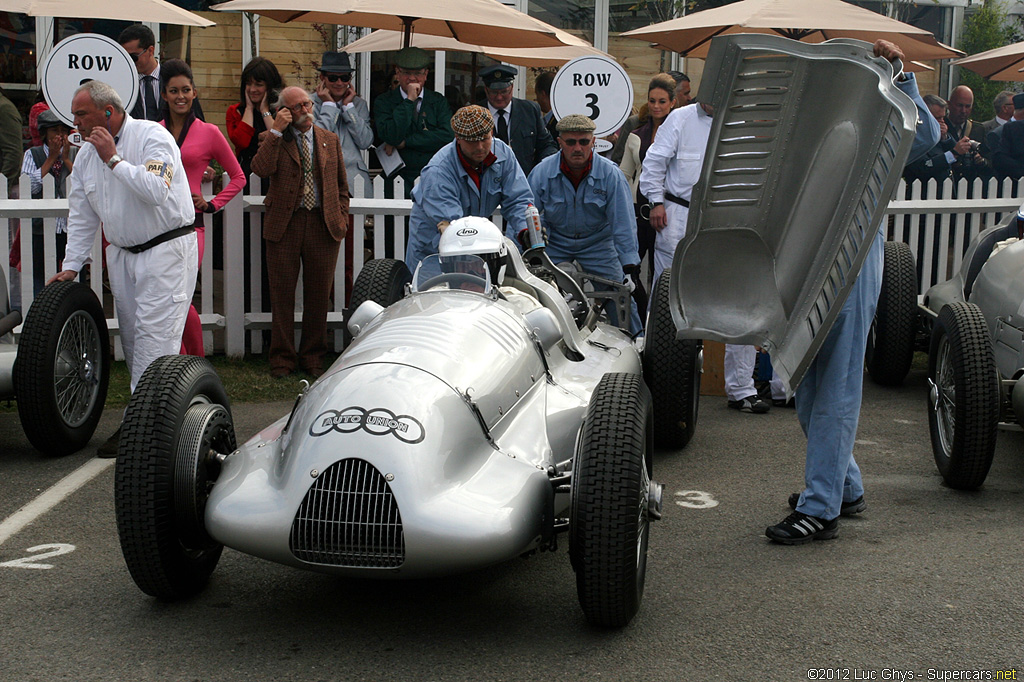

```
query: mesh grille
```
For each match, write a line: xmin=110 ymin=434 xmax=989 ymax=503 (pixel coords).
xmin=290 ymin=458 xmax=405 ymax=568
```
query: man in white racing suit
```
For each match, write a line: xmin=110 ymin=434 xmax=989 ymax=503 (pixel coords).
xmin=50 ymin=80 xmax=197 ymax=456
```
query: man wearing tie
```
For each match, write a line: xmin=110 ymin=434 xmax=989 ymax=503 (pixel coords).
xmin=119 ymin=24 xmax=203 ymax=122
xmin=478 ymin=64 xmax=556 ymax=175
xmin=251 ymin=87 xmax=350 ymax=379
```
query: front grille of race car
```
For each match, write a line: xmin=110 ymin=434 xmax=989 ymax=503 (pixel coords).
xmin=289 ymin=458 xmax=405 ymax=568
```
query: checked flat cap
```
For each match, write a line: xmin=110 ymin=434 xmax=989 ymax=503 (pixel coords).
xmin=451 ymin=105 xmax=494 ymax=141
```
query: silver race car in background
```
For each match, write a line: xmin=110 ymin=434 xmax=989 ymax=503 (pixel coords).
xmin=1 ymin=277 xmax=109 ymax=456
xmin=867 ymin=212 xmax=1024 ymax=490
xmin=115 ymin=217 xmax=662 ymax=628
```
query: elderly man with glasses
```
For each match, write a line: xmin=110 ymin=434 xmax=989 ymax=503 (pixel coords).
xmin=373 ymin=46 xmax=453 ymax=193
xmin=373 ymin=46 xmax=454 ymax=256
xmin=527 ymin=114 xmax=642 ymax=334
xmin=252 ymin=86 xmax=350 ymax=379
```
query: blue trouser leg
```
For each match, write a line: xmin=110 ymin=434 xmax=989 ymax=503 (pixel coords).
xmin=794 ymin=230 xmax=884 ymax=520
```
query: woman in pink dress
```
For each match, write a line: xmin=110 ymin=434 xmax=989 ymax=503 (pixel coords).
xmin=159 ymin=59 xmax=246 ymax=356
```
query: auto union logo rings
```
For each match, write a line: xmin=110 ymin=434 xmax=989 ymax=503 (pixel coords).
xmin=309 ymin=407 xmax=426 ymax=444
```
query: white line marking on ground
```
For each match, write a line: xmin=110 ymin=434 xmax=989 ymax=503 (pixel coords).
xmin=0 ymin=458 xmax=114 ymax=547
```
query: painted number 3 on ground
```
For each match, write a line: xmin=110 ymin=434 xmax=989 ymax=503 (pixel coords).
xmin=675 ymin=491 xmax=719 ymax=508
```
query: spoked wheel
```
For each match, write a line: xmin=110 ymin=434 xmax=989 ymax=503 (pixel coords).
xmin=115 ymin=355 xmax=236 ymax=599
xmin=643 ymin=271 xmax=701 ymax=448
xmin=927 ymin=302 xmax=1000 ymax=490
xmin=14 ymin=281 xmax=110 ymax=456
xmin=866 ymin=241 xmax=918 ymax=386
xmin=570 ymin=372 xmax=660 ymax=628
xmin=345 ymin=259 xmax=411 ymax=345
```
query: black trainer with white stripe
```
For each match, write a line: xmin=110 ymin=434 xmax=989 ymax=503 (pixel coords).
xmin=765 ymin=511 xmax=838 ymax=544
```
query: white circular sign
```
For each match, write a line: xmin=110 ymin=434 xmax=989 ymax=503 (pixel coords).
xmin=41 ymin=33 xmax=139 ymax=127
xmin=550 ymin=55 xmax=633 ymax=139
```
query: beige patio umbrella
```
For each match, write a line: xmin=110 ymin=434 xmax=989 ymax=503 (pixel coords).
xmin=214 ymin=0 xmax=574 ymax=49
xmin=0 ymin=0 xmax=214 ymax=26
xmin=620 ymin=0 xmax=961 ymax=63
xmin=954 ymin=42 xmax=1024 ymax=81
xmin=341 ymin=28 xmax=606 ymax=68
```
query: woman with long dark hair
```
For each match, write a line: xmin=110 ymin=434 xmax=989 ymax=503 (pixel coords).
xmin=226 ymin=56 xmax=285 ymax=179
xmin=159 ymin=58 xmax=246 ymax=356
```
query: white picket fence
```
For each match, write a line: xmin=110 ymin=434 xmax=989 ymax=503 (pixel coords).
xmin=0 ymin=173 xmax=1020 ymax=358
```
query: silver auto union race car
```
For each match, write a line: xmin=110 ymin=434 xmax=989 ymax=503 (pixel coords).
xmin=866 ymin=212 xmax=1024 ymax=490
xmin=114 ymin=217 xmax=673 ymax=628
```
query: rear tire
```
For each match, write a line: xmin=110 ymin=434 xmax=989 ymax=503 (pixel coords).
xmin=345 ymin=259 xmax=411 ymax=345
xmin=115 ymin=355 xmax=235 ymax=599
xmin=866 ymin=241 xmax=917 ymax=386
xmin=927 ymin=302 xmax=999 ymax=490
xmin=643 ymin=271 xmax=701 ymax=448
xmin=14 ymin=281 xmax=110 ymax=456
xmin=570 ymin=373 xmax=654 ymax=628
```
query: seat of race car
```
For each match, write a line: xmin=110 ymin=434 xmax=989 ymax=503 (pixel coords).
xmin=503 ymin=241 xmax=588 ymax=359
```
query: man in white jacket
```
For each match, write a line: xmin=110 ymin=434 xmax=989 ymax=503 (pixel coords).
xmin=49 ymin=80 xmax=197 ymax=456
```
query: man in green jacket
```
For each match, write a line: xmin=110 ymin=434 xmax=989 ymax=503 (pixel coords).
xmin=374 ymin=47 xmax=453 ymax=193
xmin=373 ymin=47 xmax=453 ymax=256
xmin=0 ymin=88 xmax=23 ymax=309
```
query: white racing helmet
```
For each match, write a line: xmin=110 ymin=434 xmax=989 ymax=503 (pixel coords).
xmin=439 ymin=216 xmax=508 ymax=285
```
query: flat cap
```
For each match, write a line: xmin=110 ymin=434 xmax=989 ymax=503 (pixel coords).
xmin=451 ymin=105 xmax=494 ymax=141
xmin=395 ymin=46 xmax=430 ymax=70
xmin=481 ymin=64 xmax=516 ymax=90
xmin=1013 ymin=92 xmax=1024 ymax=110
xmin=36 ymin=109 xmax=66 ymax=131
xmin=556 ymin=114 xmax=597 ymax=133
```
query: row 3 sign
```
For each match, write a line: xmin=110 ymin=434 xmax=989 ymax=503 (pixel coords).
xmin=40 ymin=33 xmax=139 ymax=127
xmin=549 ymin=55 xmax=633 ymax=152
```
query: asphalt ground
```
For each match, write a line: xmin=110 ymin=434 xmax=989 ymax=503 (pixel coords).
xmin=1 ymin=365 xmax=1022 ymax=682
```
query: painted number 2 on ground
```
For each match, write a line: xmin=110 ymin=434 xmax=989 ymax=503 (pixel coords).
xmin=0 ymin=543 xmax=76 ymax=569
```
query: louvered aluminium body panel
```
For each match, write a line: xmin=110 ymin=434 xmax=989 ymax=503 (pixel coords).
xmin=669 ymin=35 xmax=917 ymax=392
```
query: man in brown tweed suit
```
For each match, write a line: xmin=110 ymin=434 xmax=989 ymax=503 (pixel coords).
xmin=253 ymin=86 xmax=349 ymax=378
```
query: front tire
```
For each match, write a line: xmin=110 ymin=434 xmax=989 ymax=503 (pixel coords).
xmin=115 ymin=355 xmax=235 ymax=599
xmin=643 ymin=271 xmax=701 ymax=448
xmin=927 ymin=302 xmax=999 ymax=490
xmin=866 ymin=241 xmax=917 ymax=386
xmin=14 ymin=281 xmax=110 ymax=456
xmin=570 ymin=373 xmax=655 ymax=628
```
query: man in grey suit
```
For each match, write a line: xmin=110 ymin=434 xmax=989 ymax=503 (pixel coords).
xmin=478 ymin=64 xmax=556 ymax=175
xmin=979 ymin=90 xmax=1015 ymax=160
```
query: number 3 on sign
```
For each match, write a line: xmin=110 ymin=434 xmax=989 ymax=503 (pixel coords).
xmin=675 ymin=490 xmax=719 ymax=509
xmin=585 ymin=93 xmax=600 ymax=120
xmin=0 ymin=544 xmax=76 ymax=569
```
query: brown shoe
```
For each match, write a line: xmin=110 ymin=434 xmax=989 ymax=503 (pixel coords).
xmin=302 ymin=366 xmax=323 ymax=379
xmin=270 ymin=367 xmax=292 ymax=379
xmin=96 ymin=426 xmax=121 ymax=458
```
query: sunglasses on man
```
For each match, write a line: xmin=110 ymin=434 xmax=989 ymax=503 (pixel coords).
xmin=323 ymin=73 xmax=352 ymax=83
xmin=560 ymin=137 xmax=592 ymax=147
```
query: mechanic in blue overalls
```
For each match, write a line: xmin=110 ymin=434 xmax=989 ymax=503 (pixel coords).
xmin=766 ymin=39 xmax=941 ymax=544
xmin=405 ymin=104 xmax=534 ymax=272
xmin=527 ymin=114 xmax=643 ymax=334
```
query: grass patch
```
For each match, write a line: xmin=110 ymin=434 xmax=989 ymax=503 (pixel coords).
xmin=105 ymin=354 xmax=338 ymax=407
xmin=1 ymin=354 xmax=337 ymax=414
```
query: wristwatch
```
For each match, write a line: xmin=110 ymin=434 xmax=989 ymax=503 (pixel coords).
xmin=262 ymin=111 xmax=273 ymax=117
xmin=651 ymin=201 xmax=664 ymax=208
xmin=106 ymin=154 xmax=121 ymax=170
